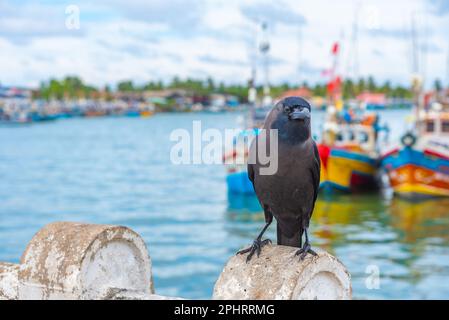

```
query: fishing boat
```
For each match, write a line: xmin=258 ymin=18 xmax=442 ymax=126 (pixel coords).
xmin=317 ymin=40 xmax=384 ymax=193
xmin=140 ymin=110 xmax=153 ymax=117
xmin=318 ymin=108 xmax=381 ymax=193
xmin=381 ymin=102 xmax=449 ymax=199
xmin=224 ymin=128 xmax=261 ymax=194
xmin=83 ymin=108 xmax=107 ymax=117
xmin=0 ymin=111 xmax=31 ymax=124
xmin=380 ymin=14 xmax=449 ymax=199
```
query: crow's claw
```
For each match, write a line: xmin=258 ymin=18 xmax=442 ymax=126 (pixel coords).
xmin=295 ymin=242 xmax=317 ymax=261
xmin=237 ymin=238 xmax=271 ymax=263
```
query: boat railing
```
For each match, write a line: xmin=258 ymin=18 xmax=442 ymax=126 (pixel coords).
xmin=328 ymin=123 xmax=377 ymax=154
xmin=417 ymin=110 xmax=449 ymax=137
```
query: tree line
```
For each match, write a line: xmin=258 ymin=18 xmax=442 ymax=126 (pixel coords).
xmin=33 ymin=75 xmax=445 ymax=102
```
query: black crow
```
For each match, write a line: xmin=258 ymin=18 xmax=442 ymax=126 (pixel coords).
xmin=237 ymin=96 xmax=321 ymax=262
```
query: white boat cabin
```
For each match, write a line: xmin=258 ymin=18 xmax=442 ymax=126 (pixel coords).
xmin=417 ymin=110 xmax=449 ymax=137
xmin=323 ymin=123 xmax=377 ymax=154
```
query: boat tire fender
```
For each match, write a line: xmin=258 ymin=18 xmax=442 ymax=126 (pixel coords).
xmin=401 ymin=132 xmax=416 ymax=147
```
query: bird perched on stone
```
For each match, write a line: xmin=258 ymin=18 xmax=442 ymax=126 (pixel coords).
xmin=237 ymin=96 xmax=320 ymax=262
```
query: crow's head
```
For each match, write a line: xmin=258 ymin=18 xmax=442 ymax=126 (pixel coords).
xmin=281 ymin=96 xmax=311 ymax=123
xmin=271 ymin=96 xmax=312 ymax=143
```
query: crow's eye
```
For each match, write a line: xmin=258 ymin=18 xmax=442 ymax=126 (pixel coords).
xmin=284 ymin=106 xmax=292 ymax=113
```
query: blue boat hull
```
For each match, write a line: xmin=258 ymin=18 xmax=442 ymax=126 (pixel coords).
xmin=226 ymin=171 xmax=255 ymax=194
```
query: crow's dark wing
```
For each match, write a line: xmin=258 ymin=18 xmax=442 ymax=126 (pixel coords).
xmin=309 ymin=141 xmax=321 ymax=218
xmin=247 ymin=135 xmax=257 ymax=189
xmin=248 ymin=162 xmax=255 ymax=187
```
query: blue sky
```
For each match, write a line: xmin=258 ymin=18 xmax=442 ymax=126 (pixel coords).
xmin=0 ymin=0 xmax=448 ymax=88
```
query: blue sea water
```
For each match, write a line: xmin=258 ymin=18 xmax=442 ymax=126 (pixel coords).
xmin=1 ymin=111 xmax=449 ymax=299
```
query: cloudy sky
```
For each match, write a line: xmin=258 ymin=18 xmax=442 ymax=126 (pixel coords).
xmin=0 ymin=0 xmax=448 ymax=89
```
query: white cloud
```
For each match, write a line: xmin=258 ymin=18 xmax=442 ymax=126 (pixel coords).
xmin=0 ymin=0 xmax=447 ymax=89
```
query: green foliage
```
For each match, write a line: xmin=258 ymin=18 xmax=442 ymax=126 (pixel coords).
xmin=117 ymin=80 xmax=135 ymax=92
xmin=341 ymin=77 xmax=413 ymax=99
xmin=312 ymin=84 xmax=327 ymax=97
xmin=37 ymin=76 xmax=98 ymax=100
xmin=33 ymin=75 xmax=419 ymax=102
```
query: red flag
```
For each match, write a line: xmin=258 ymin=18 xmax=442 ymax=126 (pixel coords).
xmin=331 ymin=42 xmax=339 ymax=55
xmin=327 ymin=76 xmax=342 ymax=95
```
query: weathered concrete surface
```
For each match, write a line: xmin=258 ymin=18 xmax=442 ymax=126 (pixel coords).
xmin=0 ymin=222 xmax=182 ymax=300
xmin=0 ymin=262 xmax=19 ymax=300
xmin=18 ymin=222 xmax=153 ymax=300
xmin=213 ymin=244 xmax=351 ymax=300
xmin=106 ymin=292 xmax=184 ymax=300
xmin=2 ymin=222 xmax=351 ymax=300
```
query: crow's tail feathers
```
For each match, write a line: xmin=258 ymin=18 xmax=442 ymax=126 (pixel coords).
xmin=276 ymin=224 xmax=302 ymax=248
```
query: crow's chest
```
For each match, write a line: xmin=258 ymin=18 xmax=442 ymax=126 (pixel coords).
xmin=253 ymin=144 xmax=312 ymax=210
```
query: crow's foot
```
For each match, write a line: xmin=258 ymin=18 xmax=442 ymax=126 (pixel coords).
xmin=237 ymin=238 xmax=272 ymax=263
xmin=295 ymin=242 xmax=317 ymax=261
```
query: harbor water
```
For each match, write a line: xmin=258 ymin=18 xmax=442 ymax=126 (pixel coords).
xmin=1 ymin=110 xmax=449 ymax=299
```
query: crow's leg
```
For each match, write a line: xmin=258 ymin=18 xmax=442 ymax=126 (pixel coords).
xmin=237 ymin=214 xmax=272 ymax=263
xmin=295 ymin=228 xmax=317 ymax=260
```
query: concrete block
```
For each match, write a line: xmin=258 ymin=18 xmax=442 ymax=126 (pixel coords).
xmin=213 ymin=244 xmax=351 ymax=300
xmin=0 ymin=262 xmax=19 ymax=300
xmin=18 ymin=222 xmax=153 ymax=300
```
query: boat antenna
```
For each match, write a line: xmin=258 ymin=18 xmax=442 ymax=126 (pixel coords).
xmin=247 ymin=21 xmax=258 ymax=123
xmin=347 ymin=2 xmax=361 ymax=81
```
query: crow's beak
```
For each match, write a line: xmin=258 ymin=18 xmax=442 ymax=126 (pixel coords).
xmin=290 ymin=108 xmax=310 ymax=120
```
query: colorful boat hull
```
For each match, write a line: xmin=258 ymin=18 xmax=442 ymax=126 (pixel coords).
xmin=224 ymin=128 xmax=260 ymax=195
xmin=226 ymin=146 xmax=379 ymax=195
xmin=319 ymin=146 xmax=378 ymax=193
xmin=381 ymin=146 xmax=449 ymax=198
xmin=226 ymin=170 xmax=255 ymax=194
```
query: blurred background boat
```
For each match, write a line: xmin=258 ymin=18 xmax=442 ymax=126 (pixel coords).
xmin=316 ymin=42 xmax=388 ymax=193
xmin=381 ymin=16 xmax=449 ymax=199
xmin=224 ymin=128 xmax=260 ymax=194
xmin=381 ymin=86 xmax=449 ymax=199
xmin=318 ymin=108 xmax=383 ymax=193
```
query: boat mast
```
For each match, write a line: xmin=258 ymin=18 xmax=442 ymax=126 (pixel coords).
xmin=446 ymin=41 xmax=449 ymax=89
xmin=248 ymin=22 xmax=258 ymax=109
xmin=259 ymin=22 xmax=272 ymax=107
xmin=347 ymin=2 xmax=360 ymax=81
xmin=411 ymin=13 xmax=419 ymax=77
xmin=410 ymin=12 xmax=423 ymax=128
xmin=245 ymin=21 xmax=259 ymax=129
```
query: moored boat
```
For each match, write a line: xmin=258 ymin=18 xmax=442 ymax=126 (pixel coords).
xmin=316 ymin=39 xmax=385 ymax=193
xmin=381 ymin=105 xmax=449 ymax=199
xmin=318 ymin=109 xmax=381 ymax=193
xmin=223 ymin=128 xmax=260 ymax=195
xmin=140 ymin=110 xmax=153 ymax=117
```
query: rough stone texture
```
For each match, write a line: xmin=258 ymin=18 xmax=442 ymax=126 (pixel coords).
xmin=106 ymin=292 xmax=184 ymax=300
xmin=0 ymin=263 xmax=19 ymax=300
xmin=18 ymin=222 xmax=153 ymax=300
xmin=213 ymin=244 xmax=351 ymax=300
